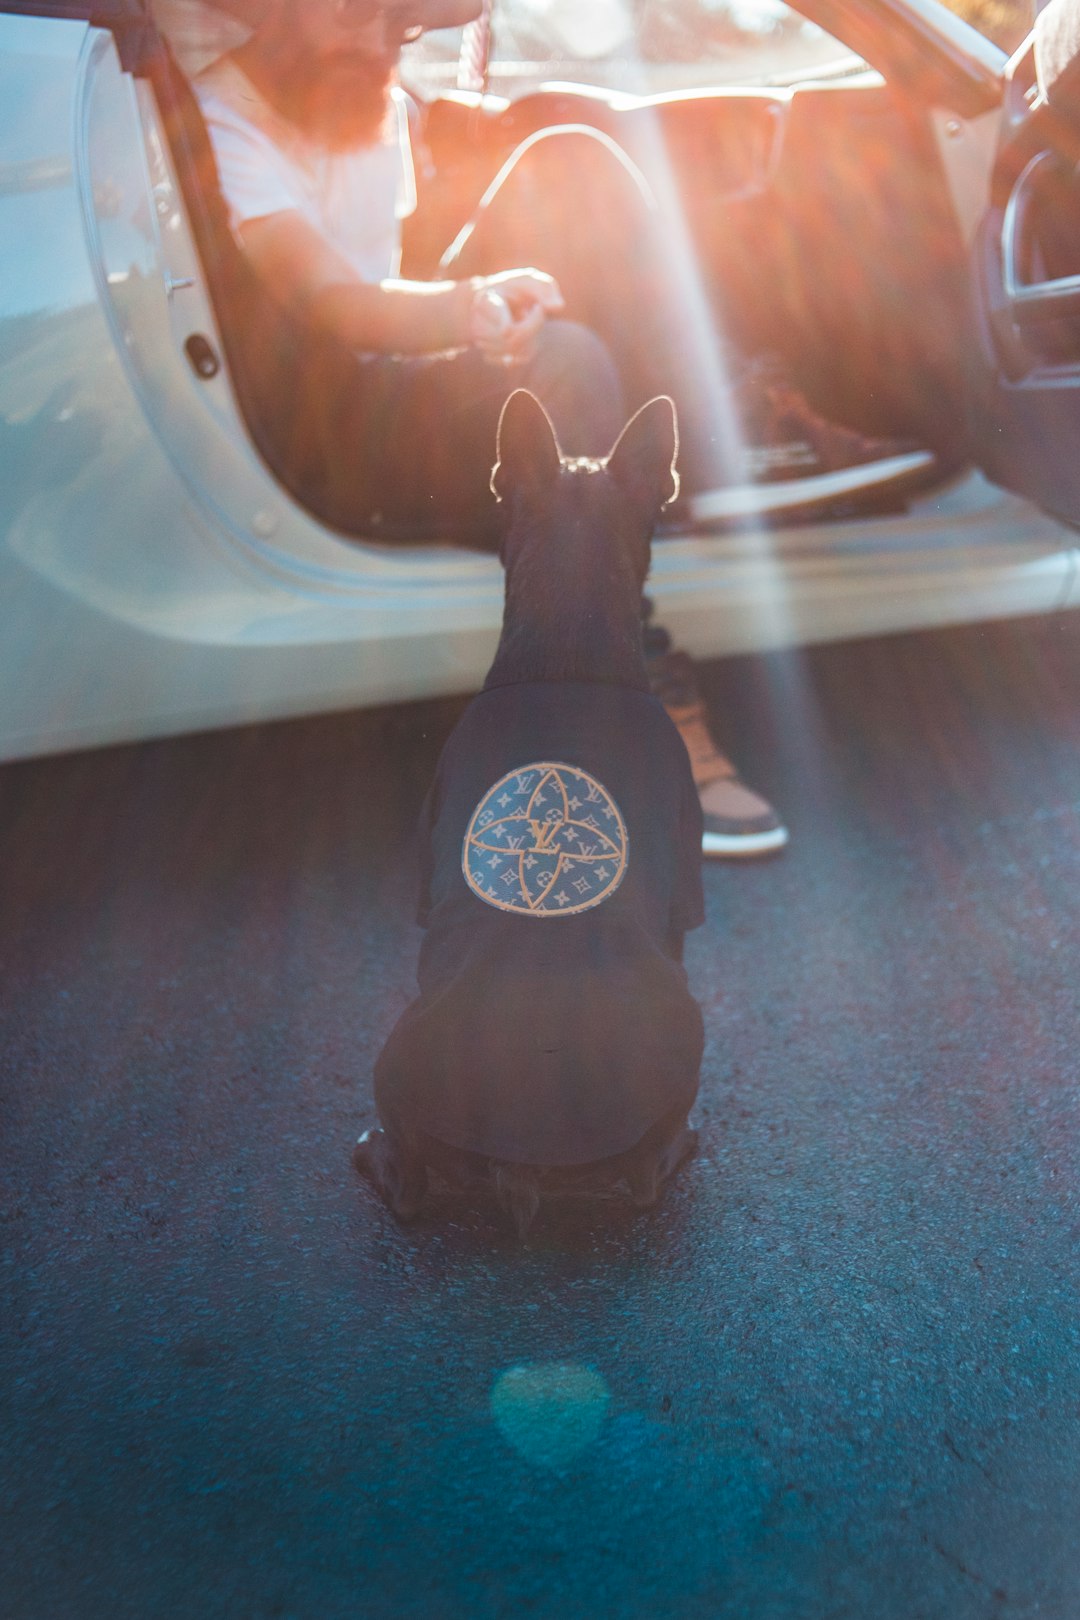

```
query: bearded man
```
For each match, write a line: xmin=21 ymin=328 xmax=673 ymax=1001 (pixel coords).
xmin=192 ymin=0 xmax=627 ymax=537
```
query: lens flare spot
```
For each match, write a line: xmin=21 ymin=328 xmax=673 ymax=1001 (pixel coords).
xmin=490 ymin=1361 xmax=611 ymax=1470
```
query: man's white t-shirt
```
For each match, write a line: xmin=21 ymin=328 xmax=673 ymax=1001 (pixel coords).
xmin=195 ymin=60 xmax=416 ymax=283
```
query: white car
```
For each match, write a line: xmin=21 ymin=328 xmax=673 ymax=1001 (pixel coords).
xmin=1 ymin=0 xmax=1077 ymax=762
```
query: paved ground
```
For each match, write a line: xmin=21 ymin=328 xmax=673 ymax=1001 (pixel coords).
xmin=2 ymin=611 xmax=1079 ymax=1620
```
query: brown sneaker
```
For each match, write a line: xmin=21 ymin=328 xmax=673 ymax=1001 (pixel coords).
xmin=647 ymin=646 xmax=788 ymax=859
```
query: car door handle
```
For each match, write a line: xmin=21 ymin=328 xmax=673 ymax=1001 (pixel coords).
xmin=1002 ymin=150 xmax=1080 ymax=325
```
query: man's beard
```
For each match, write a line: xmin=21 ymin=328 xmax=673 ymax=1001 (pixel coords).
xmin=263 ymin=50 xmax=396 ymax=151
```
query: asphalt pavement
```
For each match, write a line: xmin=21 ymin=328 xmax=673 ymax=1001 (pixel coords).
xmin=2 ymin=610 xmax=1079 ymax=1620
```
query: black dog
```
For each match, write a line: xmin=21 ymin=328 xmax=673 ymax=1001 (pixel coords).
xmin=354 ymin=389 xmax=705 ymax=1236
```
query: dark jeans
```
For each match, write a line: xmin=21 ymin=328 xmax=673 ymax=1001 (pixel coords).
xmin=354 ymin=318 xmax=625 ymax=546
xmin=346 ymin=127 xmax=742 ymax=543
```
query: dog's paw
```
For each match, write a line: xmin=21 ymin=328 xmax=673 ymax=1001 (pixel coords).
xmin=626 ymin=1125 xmax=699 ymax=1208
xmin=626 ymin=1159 xmax=661 ymax=1209
xmin=352 ymin=1128 xmax=427 ymax=1220
xmin=660 ymin=1126 xmax=699 ymax=1181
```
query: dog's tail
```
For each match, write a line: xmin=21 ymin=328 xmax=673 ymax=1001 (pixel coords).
xmin=491 ymin=1161 xmax=543 ymax=1240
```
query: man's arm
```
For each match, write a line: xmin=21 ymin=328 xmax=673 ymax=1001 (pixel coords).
xmin=239 ymin=210 xmax=563 ymax=357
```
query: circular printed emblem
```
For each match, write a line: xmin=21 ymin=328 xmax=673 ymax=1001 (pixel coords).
xmin=462 ymin=762 xmax=628 ymax=918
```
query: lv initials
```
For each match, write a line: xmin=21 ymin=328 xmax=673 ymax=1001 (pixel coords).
xmin=529 ymin=819 xmax=561 ymax=852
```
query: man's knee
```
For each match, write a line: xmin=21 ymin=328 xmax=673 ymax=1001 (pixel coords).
xmin=525 ymin=319 xmax=625 ymax=455
xmin=533 ymin=319 xmax=620 ymax=392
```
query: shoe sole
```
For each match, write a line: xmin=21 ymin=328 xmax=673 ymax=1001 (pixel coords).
xmin=702 ymin=823 xmax=790 ymax=858
xmin=686 ymin=451 xmax=937 ymax=524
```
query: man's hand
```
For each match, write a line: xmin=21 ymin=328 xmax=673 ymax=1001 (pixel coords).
xmin=476 ymin=268 xmax=564 ymax=319
xmin=470 ymin=270 xmax=564 ymax=367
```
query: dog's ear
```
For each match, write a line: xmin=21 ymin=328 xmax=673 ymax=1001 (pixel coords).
xmin=605 ymin=396 xmax=680 ymax=512
xmin=491 ymin=389 xmax=563 ymax=504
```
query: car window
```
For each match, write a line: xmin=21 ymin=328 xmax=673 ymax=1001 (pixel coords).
xmin=403 ymin=0 xmax=871 ymax=98
xmin=933 ymin=0 xmax=1033 ymax=52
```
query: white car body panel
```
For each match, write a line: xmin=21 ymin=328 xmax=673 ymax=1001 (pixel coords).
xmin=2 ymin=12 xmax=1078 ymax=763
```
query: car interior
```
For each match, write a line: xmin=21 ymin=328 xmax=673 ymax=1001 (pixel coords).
xmin=133 ymin=0 xmax=1080 ymax=544
xmin=407 ymin=74 xmax=973 ymax=449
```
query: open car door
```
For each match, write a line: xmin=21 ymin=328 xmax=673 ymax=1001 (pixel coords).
xmin=785 ymin=0 xmax=1080 ymax=530
xmin=969 ymin=0 xmax=1080 ymax=527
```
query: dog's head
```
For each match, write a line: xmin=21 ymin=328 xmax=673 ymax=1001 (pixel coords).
xmin=490 ymin=389 xmax=679 ymax=590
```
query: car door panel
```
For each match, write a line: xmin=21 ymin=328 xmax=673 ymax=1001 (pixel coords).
xmin=967 ymin=3 xmax=1080 ymax=528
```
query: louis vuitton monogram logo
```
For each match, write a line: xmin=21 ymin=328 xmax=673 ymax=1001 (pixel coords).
xmin=462 ymin=762 xmax=628 ymax=917
xmin=529 ymin=819 xmax=561 ymax=852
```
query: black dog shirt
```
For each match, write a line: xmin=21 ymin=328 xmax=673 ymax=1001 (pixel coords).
xmin=373 ymin=681 xmax=705 ymax=1167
